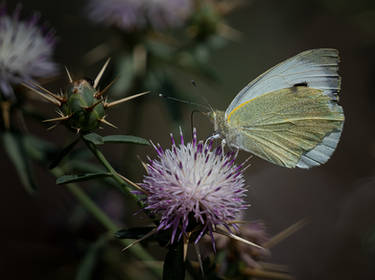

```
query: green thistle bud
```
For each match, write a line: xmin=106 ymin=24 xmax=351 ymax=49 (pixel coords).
xmin=61 ymin=79 xmax=106 ymax=132
xmin=23 ymin=59 xmax=149 ymax=133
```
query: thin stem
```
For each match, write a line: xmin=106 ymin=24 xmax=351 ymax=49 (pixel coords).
xmin=83 ymin=137 xmax=146 ymax=207
xmin=52 ymin=167 xmax=161 ymax=276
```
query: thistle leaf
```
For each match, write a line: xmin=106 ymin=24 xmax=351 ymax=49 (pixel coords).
xmin=83 ymin=133 xmax=149 ymax=146
xmin=22 ymin=134 xmax=57 ymax=163
xmin=56 ymin=172 xmax=112 ymax=184
xmin=82 ymin=133 xmax=104 ymax=145
xmin=102 ymin=135 xmax=149 ymax=145
xmin=2 ymin=132 xmax=36 ymax=194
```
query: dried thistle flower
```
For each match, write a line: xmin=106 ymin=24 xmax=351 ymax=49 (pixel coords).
xmin=208 ymin=220 xmax=269 ymax=269
xmin=86 ymin=0 xmax=193 ymax=31
xmin=140 ymin=128 xmax=249 ymax=250
xmin=0 ymin=5 xmax=57 ymax=100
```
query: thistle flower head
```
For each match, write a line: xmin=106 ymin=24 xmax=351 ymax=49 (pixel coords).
xmin=141 ymin=128 xmax=248 ymax=248
xmin=87 ymin=0 xmax=193 ymax=31
xmin=0 ymin=5 xmax=57 ymax=99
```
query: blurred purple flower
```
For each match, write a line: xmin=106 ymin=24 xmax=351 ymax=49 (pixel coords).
xmin=0 ymin=5 xmax=57 ymax=99
xmin=141 ymin=128 xmax=248 ymax=248
xmin=87 ymin=0 xmax=193 ymax=31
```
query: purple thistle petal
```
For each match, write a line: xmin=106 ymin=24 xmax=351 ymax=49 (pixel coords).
xmin=179 ymin=127 xmax=184 ymax=145
xmin=157 ymin=143 xmax=164 ymax=155
xmin=197 ymin=142 xmax=203 ymax=153
xmin=194 ymin=224 xmax=208 ymax=244
xmin=215 ymin=146 xmax=222 ymax=156
xmin=171 ymin=217 xmax=180 ymax=243
xmin=192 ymin=127 xmax=197 ymax=147
xmin=170 ymin=133 xmax=175 ymax=146
xmin=208 ymin=225 xmax=216 ymax=253
xmin=208 ymin=139 xmax=214 ymax=150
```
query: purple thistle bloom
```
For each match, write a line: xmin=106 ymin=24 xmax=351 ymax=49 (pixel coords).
xmin=141 ymin=128 xmax=248 ymax=248
xmin=86 ymin=0 xmax=193 ymax=31
xmin=0 ymin=5 xmax=57 ymax=99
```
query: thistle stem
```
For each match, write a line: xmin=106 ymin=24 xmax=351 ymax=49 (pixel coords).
xmin=82 ymin=138 xmax=146 ymax=207
xmin=52 ymin=167 xmax=161 ymax=276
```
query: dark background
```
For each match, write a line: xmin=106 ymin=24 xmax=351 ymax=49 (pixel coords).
xmin=1 ymin=0 xmax=375 ymax=279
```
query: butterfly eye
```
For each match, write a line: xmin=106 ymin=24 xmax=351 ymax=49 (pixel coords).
xmin=83 ymin=77 xmax=94 ymax=86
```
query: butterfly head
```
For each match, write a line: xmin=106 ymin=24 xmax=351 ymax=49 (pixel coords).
xmin=206 ymin=109 xmax=226 ymax=134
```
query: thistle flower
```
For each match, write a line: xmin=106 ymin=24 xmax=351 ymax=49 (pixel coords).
xmin=86 ymin=0 xmax=193 ymax=31
xmin=0 ymin=5 xmax=57 ymax=99
xmin=140 ymin=128 xmax=249 ymax=250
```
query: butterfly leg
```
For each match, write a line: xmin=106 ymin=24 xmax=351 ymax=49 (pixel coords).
xmin=221 ymin=138 xmax=227 ymax=153
xmin=205 ymin=133 xmax=221 ymax=145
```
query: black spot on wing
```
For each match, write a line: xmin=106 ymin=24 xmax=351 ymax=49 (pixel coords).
xmin=293 ymin=82 xmax=308 ymax=87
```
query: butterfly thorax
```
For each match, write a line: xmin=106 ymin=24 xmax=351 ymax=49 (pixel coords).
xmin=207 ymin=109 xmax=239 ymax=144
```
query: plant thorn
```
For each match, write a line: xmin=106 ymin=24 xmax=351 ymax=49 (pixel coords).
xmin=29 ymin=80 xmax=65 ymax=103
xmin=99 ymin=117 xmax=117 ymax=128
xmin=64 ymin=66 xmax=73 ymax=83
xmin=104 ymin=91 xmax=150 ymax=108
xmin=95 ymin=77 xmax=118 ymax=98
xmin=22 ymin=82 xmax=61 ymax=106
xmin=82 ymin=99 xmax=103 ymax=111
xmin=94 ymin=57 xmax=111 ymax=89
xmin=42 ymin=114 xmax=71 ymax=123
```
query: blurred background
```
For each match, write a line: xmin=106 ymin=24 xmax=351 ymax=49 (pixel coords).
xmin=1 ymin=0 xmax=375 ymax=279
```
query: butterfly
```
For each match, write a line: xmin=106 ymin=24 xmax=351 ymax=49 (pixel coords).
xmin=208 ymin=49 xmax=344 ymax=168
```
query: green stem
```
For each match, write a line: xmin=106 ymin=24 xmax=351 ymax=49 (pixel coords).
xmin=83 ymin=138 xmax=145 ymax=208
xmin=52 ymin=167 xmax=161 ymax=276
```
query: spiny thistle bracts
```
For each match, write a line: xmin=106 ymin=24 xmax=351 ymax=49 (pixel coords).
xmin=203 ymin=220 xmax=269 ymax=269
xmin=23 ymin=59 xmax=149 ymax=133
xmin=0 ymin=4 xmax=57 ymax=100
xmin=140 ymin=128 xmax=249 ymax=250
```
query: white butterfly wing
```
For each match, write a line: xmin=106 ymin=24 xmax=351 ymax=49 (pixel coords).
xmin=225 ymin=48 xmax=341 ymax=118
xmin=224 ymin=49 xmax=343 ymax=169
xmin=296 ymin=123 xmax=343 ymax=168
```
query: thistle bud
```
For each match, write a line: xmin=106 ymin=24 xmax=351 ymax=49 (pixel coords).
xmin=60 ymin=79 xmax=106 ymax=132
xmin=23 ymin=59 xmax=149 ymax=133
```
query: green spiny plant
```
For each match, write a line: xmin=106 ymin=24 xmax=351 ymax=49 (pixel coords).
xmin=23 ymin=59 xmax=148 ymax=133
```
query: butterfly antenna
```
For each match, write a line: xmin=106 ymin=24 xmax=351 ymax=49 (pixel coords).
xmin=158 ymin=94 xmax=210 ymax=110
xmin=200 ymin=95 xmax=215 ymax=115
